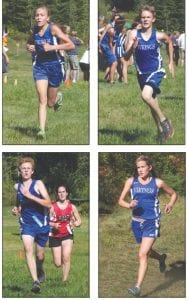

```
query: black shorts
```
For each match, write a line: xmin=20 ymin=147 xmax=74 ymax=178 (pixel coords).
xmin=49 ymin=235 xmax=73 ymax=248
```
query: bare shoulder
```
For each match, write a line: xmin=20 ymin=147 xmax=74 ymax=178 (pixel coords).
xmin=127 ymin=176 xmax=134 ymax=184
xmin=14 ymin=183 xmax=18 ymax=190
xmin=71 ymin=203 xmax=77 ymax=211
xmin=50 ymin=23 xmax=62 ymax=35
xmin=35 ymin=179 xmax=43 ymax=185
xmin=124 ymin=176 xmax=134 ymax=188
xmin=35 ymin=179 xmax=45 ymax=189
xmin=129 ymin=29 xmax=137 ymax=39
xmin=156 ymin=31 xmax=168 ymax=41
xmin=155 ymin=177 xmax=164 ymax=188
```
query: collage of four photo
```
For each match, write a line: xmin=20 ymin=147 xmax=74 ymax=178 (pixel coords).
xmin=2 ymin=0 xmax=186 ymax=299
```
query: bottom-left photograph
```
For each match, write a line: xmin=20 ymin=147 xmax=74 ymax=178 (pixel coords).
xmin=2 ymin=152 xmax=89 ymax=298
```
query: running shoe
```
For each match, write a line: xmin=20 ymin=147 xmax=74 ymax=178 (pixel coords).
xmin=128 ymin=286 xmax=141 ymax=297
xmin=156 ymin=131 xmax=166 ymax=144
xmin=37 ymin=269 xmax=46 ymax=283
xmin=37 ymin=129 xmax=46 ymax=140
xmin=31 ymin=280 xmax=40 ymax=293
xmin=159 ymin=253 xmax=167 ymax=273
xmin=54 ymin=92 xmax=63 ymax=112
xmin=160 ymin=119 xmax=174 ymax=140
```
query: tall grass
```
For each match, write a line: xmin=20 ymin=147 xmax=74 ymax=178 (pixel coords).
xmin=3 ymin=39 xmax=89 ymax=145
xmin=99 ymin=197 xmax=185 ymax=298
xmin=3 ymin=207 xmax=89 ymax=297
xmin=99 ymin=48 xmax=185 ymax=145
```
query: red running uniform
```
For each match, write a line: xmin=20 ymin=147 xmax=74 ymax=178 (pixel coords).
xmin=50 ymin=201 xmax=73 ymax=238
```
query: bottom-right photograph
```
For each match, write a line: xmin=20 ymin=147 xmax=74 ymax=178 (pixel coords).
xmin=99 ymin=152 xmax=186 ymax=298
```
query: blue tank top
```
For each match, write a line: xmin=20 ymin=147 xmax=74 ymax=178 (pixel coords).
xmin=130 ymin=176 xmax=160 ymax=219
xmin=115 ymin=32 xmax=126 ymax=58
xmin=134 ymin=29 xmax=162 ymax=74
xmin=17 ymin=180 xmax=49 ymax=227
xmin=100 ymin=31 xmax=111 ymax=48
xmin=33 ymin=24 xmax=63 ymax=64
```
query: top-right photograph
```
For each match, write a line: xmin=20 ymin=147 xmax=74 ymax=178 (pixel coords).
xmin=98 ymin=0 xmax=185 ymax=145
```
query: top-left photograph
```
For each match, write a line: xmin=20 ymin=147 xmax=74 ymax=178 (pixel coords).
xmin=3 ymin=0 xmax=89 ymax=145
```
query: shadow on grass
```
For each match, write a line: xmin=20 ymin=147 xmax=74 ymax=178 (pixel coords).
xmin=160 ymin=96 xmax=184 ymax=101
xmin=141 ymin=260 xmax=186 ymax=298
xmin=99 ymin=128 xmax=149 ymax=144
xmin=3 ymin=284 xmax=25 ymax=293
xmin=12 ymin=126 xmax=37 ymax=138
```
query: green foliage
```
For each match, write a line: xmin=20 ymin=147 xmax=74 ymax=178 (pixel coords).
xmin=79 ymin=201 xmax=89 ymax=216
xmin=3 ymin=0 xmax=89 ymax=41
xmin=3 ymin=153 xmax=89 ymax=206
xmin=99 ymin=0 xmax=185 ymax=32
xmin=99 ymin=153 xmax=185 ymax=210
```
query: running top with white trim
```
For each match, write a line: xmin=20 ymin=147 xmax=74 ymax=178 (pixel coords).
xmin=115 ymin=32 xmax=126 ymax=58
xmin=17 ymin=179 xmax=50 ymax=227
xmin=134 ymin=29 xmax=163 ymax=74
xmin=130 ymin=176 xmax=160 ymax=219
xmin=50 ymin=201 xmax=73 ymax=238
xmin=33 ymin=24 xmax=63 ymax=64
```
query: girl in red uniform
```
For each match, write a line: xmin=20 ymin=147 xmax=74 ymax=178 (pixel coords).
xmin=49 ymin=184 xmax=81 ymax=282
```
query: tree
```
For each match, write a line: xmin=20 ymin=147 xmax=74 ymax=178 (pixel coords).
xmin=2 ymin=0 xmax=89 ymax=41
xmin=2 ymin=153 xmax=89 ymax=206
xmin=99 ymin=153 xmax=185 ymax=213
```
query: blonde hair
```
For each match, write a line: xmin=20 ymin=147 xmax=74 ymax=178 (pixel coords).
xmin=135 ymin=155 xmax=157 ymax=177
xmin=61 ymin=25 xmax=71 ymax=34
xmin=18 ymin=157 xmax=35 ymax=170
xmin=139 ymin=5 xmax=156 ymax=19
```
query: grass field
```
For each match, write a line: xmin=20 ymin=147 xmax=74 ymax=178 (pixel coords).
xmin=99 ymin=48 xmax=185 ymax=145
xmin=3 ymin=39 xmax=89 ymax=145
xmin=99 ymin=196 xmax=185 ymax=298
xmin=3 ymin=207 xmax=89 ymax=297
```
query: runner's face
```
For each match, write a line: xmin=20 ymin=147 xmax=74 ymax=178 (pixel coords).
xmin=136 ymin=160 xmax=152 ymax=179
xmin=140 ymin=10 xmax=155 ymax=29
xmin=57 ymin=186 xmax=68 ymax=201
xmin=35 ymin=8 xmax=49 ymax=27
xmin=19 ymin=162 xmax=33 ymax=180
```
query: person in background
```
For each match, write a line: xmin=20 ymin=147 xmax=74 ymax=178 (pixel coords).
xmin=3 ymin=46 xmax=9 ymax=82
xmin=65 ymin=31 xmax=84 ymax=83
xmin=49 ymin=183 xmax=81 ymax=283
xmin=178 ymin=32 xmax=185 ymax=67
xmin=172 ymin=31 xmax=180 ymax=66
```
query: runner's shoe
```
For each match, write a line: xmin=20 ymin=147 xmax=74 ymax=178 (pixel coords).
xmin=159 ymin=254 xmax=167 ymax=273
xmin=37 ymin=269 xmax=46 ymax=283
xmin=31 ymin=280 xmax=40 ymax=293
xmin=54 ymin=92 xmax=63 ymax=112
xmin=160 ymin=119 xmax=174 ymax=140
xmin=37 ymin=129 xmax=46 ymax=140
xmin=156 ymin=131 xmax=166 ymax=144
xmin=128 ymin=286 xmax=141 ymax=297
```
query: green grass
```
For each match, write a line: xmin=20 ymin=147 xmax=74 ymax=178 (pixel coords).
xmin=99 ymin=48 xmax=185 ymax=145
xmin=3 ymin=39 xmax=89 ymax=145
xmin=3 ymin=207 xmax=89 ymax=297
xmin=99 ymin=197 xmax=185 ymax=297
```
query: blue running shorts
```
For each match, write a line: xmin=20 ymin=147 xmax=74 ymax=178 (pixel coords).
xmin=20 ymin=223 xmax=50 ymax=247
xmin=131 ymin=218 xmax=160 ymax=244
xmin=100 ymin=44 xmax=117 ymax=66
xmin=33 ymin=61 xmax=65 ymax=87
xmin=137 ymin=69 xmax=166 ymax=98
